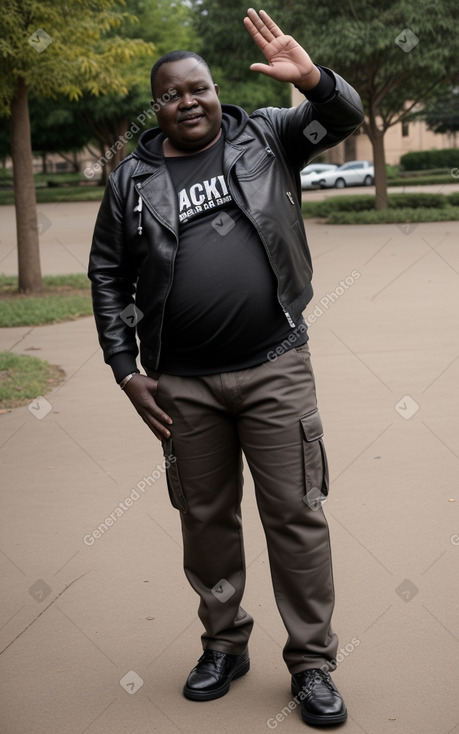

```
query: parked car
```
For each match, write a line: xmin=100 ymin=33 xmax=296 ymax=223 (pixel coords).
xmin=300 ymin=163 xmax=338 ymax=189
xmin=312 ymin=160 xmax=374 ymax=189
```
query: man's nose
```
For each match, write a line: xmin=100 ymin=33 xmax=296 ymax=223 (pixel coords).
xmin=178 ymin=92 xmax=197 ymax=108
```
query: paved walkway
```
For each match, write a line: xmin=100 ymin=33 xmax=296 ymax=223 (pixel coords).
xmin=1 ymin=202 xmax=459 ymax=733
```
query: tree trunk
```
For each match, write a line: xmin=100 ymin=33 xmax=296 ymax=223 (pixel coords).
xmin=10 ymin=77 xmax=42 ymax=293
xmin=363 ymin=109 xmax=389 ymax=210
xmin=371 ymin=130 xmax=388 ymax=210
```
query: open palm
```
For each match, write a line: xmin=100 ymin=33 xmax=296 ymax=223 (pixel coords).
xmin=244 ymin=9 xmax=320 ymax=89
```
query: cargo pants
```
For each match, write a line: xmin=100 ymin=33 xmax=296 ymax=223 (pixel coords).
xmin=148 ymin=343 xmax=339 ymax=674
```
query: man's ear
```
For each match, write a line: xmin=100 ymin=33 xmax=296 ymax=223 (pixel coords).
xmin=214 ymin=83 xmax=220 ymax=96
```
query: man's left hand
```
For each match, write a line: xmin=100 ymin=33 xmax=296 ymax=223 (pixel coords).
xmin=244 ymin=8 xmax=320 ymax=90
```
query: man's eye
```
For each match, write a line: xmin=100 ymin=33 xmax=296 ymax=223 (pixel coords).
xmin=193 ymin=88 xmax=206 ymax=94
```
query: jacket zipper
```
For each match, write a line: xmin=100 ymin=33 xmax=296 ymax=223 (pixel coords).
xmin=226 ymin=152 xmax=297 ymax=327
xmin=135 ymin=180 xmax=179 ymax=369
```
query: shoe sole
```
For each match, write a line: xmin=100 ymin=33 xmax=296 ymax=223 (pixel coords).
xmin=183 ymin=656 xmax=250 ymax=701
xmin=291 ymin=681 xmax=348 ymax=727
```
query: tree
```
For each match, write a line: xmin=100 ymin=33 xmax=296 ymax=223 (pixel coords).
xmin=79 ymin=0 xmax=199 ymax=183
xmin=192 ymin=0 xmax=459 ymax=209
xmin=0 ymin=0 xmax=153 ymax=293
xmin=191 ymin=0 xmax=290 ymax=111
xmin=29 ymin=96 xmax=92 ymax=173
xmin=417 ymin=83 xmax=459 ymax=140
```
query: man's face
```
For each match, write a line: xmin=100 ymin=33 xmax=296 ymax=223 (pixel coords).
xmin=153 ymin=58 xmax=222 ymax=154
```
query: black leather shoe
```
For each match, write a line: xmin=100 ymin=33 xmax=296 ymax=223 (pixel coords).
xmin=291 ymin=669 xmax=347 ymax=727
xmin=183 ymin=649 xmax=250 ymax=701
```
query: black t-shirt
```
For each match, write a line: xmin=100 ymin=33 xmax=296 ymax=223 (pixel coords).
xmin=158 ymin=135 xmax=307 ymax=375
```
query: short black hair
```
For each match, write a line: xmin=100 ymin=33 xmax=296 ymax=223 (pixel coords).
xmin=150 ymin=50 xmax=212 ymax=99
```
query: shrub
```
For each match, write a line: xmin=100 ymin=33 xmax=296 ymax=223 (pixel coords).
xmin=400 ymin=149 xmax=459 ymax=171
xmin=387 ymin=193 xmax=447 ymax=209
xmin=327 ymin=206 xmax=459 ymax=225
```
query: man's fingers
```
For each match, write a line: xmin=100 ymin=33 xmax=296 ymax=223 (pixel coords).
xmin=249 ymin=62 xmax=276 ymax=78
xmin=245 ymin=8 xmax=283 ymax=40
xmin=258 ymin=9 xmax=283 ymax=38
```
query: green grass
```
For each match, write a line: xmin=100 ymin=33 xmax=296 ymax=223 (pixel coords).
xmin=326 ymin=206 xmax=459 ymax=225
xmin=0 ymin=351 xmax=64 ymax=410
xmin=0 ymin=273 xmax=93 ymax=327
xmin=302 ymin=192 xmax=459 ymax=224
xmin=0 ymin=186 xmax=104 ymax=205
xmin=388 ymin=174 xmax=455 ymax=187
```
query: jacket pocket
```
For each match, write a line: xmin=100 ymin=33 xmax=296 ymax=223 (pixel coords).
xmin=162 ymin=437 xmax=187 ymax=513
xmin=300 ymin=408 xmax=329 ymax=510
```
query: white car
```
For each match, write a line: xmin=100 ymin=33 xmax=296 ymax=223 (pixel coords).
xmin=312 ymin=160 xmax=374 ymax=189
xmin=300 ymin=163 xmax=338 ymax=189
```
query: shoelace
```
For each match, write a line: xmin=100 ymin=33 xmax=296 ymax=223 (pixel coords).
xmin=296 ymin=669 xmax=335 ymax=694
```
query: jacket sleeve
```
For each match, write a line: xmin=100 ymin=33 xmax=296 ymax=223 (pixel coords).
xmin=258 ymin=67 xmax=365 ymax=167
xmin=88 ymin=175 xmax=139 ymax=381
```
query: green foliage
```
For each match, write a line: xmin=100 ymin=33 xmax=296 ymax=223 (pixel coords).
xmin=400 ymin=149 xmax=459 ymax=171
xmin=267 ymin=0 xmax=458 ymax=126
xmin=0 ymin=351 xmax=64 ymax=408
xmin=0 ymin=273 xmax=90 ymax=290
xmin=302 ymin=192 xmax=459 ymax=221
xmin=0 ymin=293 xmax=92 ymax=326
xmin=0 ymin=271 xmax=92 ymax=326
xmin=4 ymin=1 xmax=199 ymax=168
xmin=417 ymin=84 xmax=459 ymax=135
xmin=0 ymin=186 xmax=105 ymax=205
xmin=0 ymin=0 xmax=155 ymax=116
xmin=326 ymin=207 xmax=459 ymax=224
xmin=191 ymin=0 xmax=290 ymax=111
xmin=29 ymin=96 xmax=90 ymax=155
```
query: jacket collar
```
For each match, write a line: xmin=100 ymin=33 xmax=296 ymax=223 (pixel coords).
xmin=132 ymin=103 xmax=253 ymax=175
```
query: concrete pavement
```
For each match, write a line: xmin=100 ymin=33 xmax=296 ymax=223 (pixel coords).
xmin=1 ymin=202 xmax=459 ymax=733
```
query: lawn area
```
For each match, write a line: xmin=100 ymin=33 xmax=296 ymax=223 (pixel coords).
xmin=0 ymin=351 xmax=64 ymax=410
xmin=302 ymin=191 xmax=459 ymax=224
xmin=0 ymin=274 xmax=92 ymax=327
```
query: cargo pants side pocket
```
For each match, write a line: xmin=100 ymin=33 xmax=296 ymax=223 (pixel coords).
xmin=162 ymin=437 xmax=187 ymax=514
xmin=300 ymin=408 xmax=329 ymax=511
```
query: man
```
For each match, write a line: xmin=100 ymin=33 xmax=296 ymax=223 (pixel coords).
xmin=89 ymin=8 xmax=364 ymax=727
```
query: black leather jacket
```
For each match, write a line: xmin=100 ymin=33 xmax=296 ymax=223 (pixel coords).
xmin=88 ymin=68 xmax=364 ymax=379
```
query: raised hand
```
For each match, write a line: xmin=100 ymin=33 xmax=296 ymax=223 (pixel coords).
xmin=243 ymin=8 xmax=320 ymax=90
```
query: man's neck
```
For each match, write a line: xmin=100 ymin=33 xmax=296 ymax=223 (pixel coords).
xmin=162 ymin=129 xmax=222 ymax=157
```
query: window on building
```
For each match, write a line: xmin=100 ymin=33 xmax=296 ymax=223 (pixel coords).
xmin=402 ymin=120 xmax=409 ymax=137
